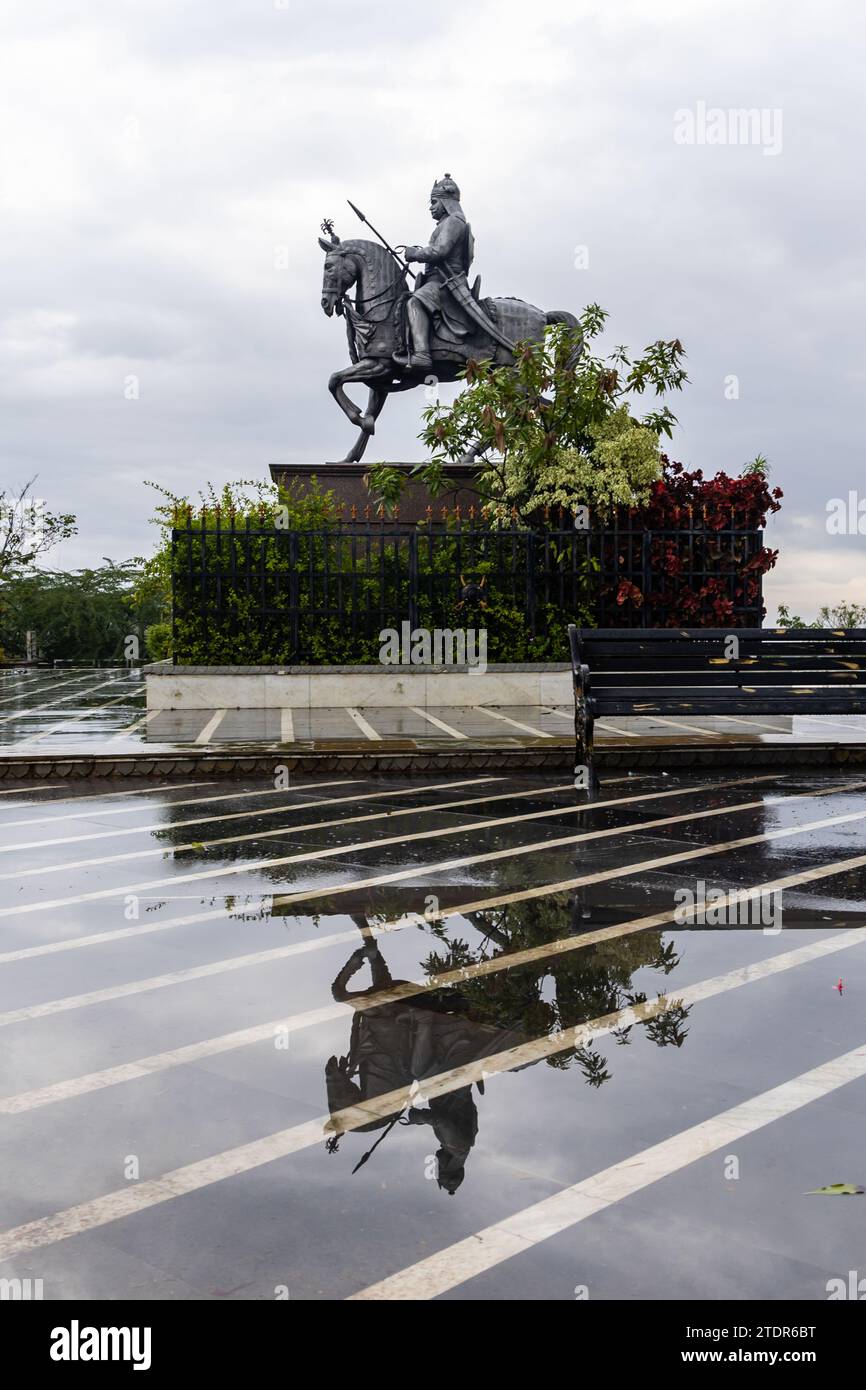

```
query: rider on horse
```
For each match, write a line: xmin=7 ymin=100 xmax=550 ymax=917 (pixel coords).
xmin=395 ymin=173 xmax=513 ymax=371
xmin=319 ymin=178 xmax=579 ymax=460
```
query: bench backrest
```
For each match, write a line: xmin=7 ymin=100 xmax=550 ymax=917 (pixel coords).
xmin=567 ymin=627 xmax=866 ymax=713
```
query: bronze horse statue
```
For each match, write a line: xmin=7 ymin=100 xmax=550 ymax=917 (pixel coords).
xmin=318 ymin=231 xmax=582 ymax=463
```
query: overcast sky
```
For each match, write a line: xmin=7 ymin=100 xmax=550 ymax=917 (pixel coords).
xmin=1 ymin=0 xmax=864 ymax=617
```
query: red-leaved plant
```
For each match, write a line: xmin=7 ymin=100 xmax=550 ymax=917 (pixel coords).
xmin=605 ymin=457 xmax=782 ymax=627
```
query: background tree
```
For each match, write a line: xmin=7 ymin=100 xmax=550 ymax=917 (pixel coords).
xmin=776 ymin=601 xmax=866 ymax=629
xmin=0 ymin=560 xmax=163 ymax=664
xmin=0 ymin=478 xmax=76 ymax=579
xmin=0 ymin=479 xmax=78 ymax=660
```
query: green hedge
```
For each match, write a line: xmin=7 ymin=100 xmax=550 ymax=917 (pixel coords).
xmin=170 ymin=520 xmax=598 ymax=665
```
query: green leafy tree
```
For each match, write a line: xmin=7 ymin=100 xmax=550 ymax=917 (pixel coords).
xmin=0 ymin=560 xmax=162 ymax=664
xmin=0 ymin=478 xmax=77 ymax=580
xmin=368 ymin=307 xmax=690 ymax=524
xmin=776 ymin=601 xmax=866 ymax=629
xmin=0 ymin=479 xmax=77 ymax=660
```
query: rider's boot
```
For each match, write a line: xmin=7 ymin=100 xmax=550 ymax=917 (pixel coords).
xmin=393 ymin=300 xmax=433 ymax=371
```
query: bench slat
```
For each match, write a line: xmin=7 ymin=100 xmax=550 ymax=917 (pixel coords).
xmin=589 ymin=670 xmax=866 ymax=688
xmin=592 ymin=697 xmax=866 ymax=715
xmin=579 ymin=642 xmax=866 ymax=660
xmin=577 ymin=628 xmax=866 ymax=641
xmin=583 ymin=656 xmax=866 ymax=671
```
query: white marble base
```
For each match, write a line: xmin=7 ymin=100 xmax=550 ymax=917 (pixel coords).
xmin=145 ymin=665 xmax=572 ymax=710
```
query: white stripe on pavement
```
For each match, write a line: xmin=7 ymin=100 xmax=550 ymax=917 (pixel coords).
xmin=0 ymin=776 xmax=507 ymax=849
xmin=798 ymin=715 xmax=866 ymax=735
xmin=0 ymin=785 xmax=66 ymax=798
xmin=0 ymin=778 xmax=374 ymax=828
xmin=410 ymin=707 xmax=468 ymax=740
xmin=710 ymin=713 xmax=797 ymax=734
xmin=346 ymin=708 xmax=381 ymax=740
xmin=0 ymin=670 xmax=114 ymax=709
xmin=4 ymin=866 xmax=863 ymax=1115
xmin=107 ymin=709 xmax=162 ymax=742
xmin=0 ymin=673 xmax=135 ymax=726
xmin=0 ymin=774 xmax=814 ymax=910
xmin=475 ymin=707 xmax=552 ymax=738
xmin=644 ymin=716 xmax=723 ymax=738
xmin=0 ymin=781 xmax=219 ymax=817
xmin=543 ymin=706 xmax=640 ymax=737
xmin=3 ymin=940 xmax=865 ymax=1264
xmin=3 ymin=817 xmax=866 ymax=1025
xmin=12 ymin=686 xmax=146 ymax=748
xmin=194 ymin=710 xmax=227 ymax=745
xmin=0 ymin=773 xmax=780 ymax=880
xmin=350 ymin=1038 xmax=866 ymax=1299
xmin=0 ymin=781 xmax=579 ymax=858
xmin=546 ymin=706 xmax=782 ymax=739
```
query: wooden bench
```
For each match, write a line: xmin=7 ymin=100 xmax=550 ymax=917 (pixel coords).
xmin=567 ymin=626 xmax=866 ymax=792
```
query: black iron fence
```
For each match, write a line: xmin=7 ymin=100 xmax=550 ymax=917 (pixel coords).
xmin=170 ymin=509 xmax=767 ymax=666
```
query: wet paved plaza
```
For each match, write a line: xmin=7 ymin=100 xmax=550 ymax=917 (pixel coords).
xmin=1 ymin=751 xmax=866 ymax=1300
xmin=3 ymin=667 xmax=866 ymax=756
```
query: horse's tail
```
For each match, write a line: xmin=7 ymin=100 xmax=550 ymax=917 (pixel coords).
xmin=545 ymin=310 xmax=583 ymax=369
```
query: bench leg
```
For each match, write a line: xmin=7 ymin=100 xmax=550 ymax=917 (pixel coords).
xmin=574 ymin=662 xmax=600 ymax=796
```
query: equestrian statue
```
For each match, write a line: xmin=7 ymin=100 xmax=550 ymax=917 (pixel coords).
xmin=318 ymin=174 xmax=582 ymax=463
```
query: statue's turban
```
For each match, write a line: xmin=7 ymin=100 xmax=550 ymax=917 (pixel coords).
xmin=431 ymin=173 xmax=460 ymax=201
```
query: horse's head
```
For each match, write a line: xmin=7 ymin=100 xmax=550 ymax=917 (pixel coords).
xmin=319 ymin=234 xmax=356 ymax=317
xmin=318 ymin=235 xmax=405 ymax=320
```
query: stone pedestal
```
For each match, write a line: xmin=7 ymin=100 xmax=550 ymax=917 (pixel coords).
xmin=269 ymin=461 xmax=484 ymax=522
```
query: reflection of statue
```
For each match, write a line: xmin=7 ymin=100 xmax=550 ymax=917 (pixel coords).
xmin=325 ymin=933 xmax=526 ymax=1193
xmin=403 ymin=1091 xmax=477 ymax=1195
xmin=323 ymin=901 xmax=689 ymax=1189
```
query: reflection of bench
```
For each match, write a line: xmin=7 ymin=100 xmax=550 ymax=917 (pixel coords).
xmin=567 ymin=625 xmax=866 ymax=794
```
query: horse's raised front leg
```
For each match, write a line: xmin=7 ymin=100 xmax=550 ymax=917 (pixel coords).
xmin=344 ymin=386 xmax=388 ymax=463
xmin=327 ymin=360 xmax=391 ymax=461
xmin=328 ymin=359 xmax=389 ymax=429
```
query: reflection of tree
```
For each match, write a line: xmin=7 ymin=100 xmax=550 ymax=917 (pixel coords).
xmin=419 ymin=895 xmax=686 ymax=1085
xmin=644 ymin=998 xmax=690 ymax=1049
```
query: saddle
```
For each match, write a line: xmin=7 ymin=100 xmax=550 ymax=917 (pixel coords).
xmin=391 ymin=275 xmax=508 ymax=367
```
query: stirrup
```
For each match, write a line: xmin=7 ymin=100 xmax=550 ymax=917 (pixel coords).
xmin=393 ymin=351 xmax=432 ymax=371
